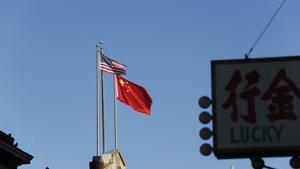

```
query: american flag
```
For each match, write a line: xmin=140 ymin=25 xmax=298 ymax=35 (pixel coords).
xmin=100 ymin=54 xmax=126 ymax=75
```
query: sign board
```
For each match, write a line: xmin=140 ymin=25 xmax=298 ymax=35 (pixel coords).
xmin=211 ymin=56 xmax=300 ymax=159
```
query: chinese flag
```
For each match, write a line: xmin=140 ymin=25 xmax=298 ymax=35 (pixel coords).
xmin=116 ymin=75 xmax=153 ymax=115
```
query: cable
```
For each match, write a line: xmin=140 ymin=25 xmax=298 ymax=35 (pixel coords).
xmin=245 ymin=0 xmax=288 ymax=59
xmin=264 ymin=165 xmax=276 ymax=169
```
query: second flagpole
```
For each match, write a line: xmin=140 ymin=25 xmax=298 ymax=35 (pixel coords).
xmin=114 ymin=75 xmax=118 ymax=150
xmin=100 ymin=43 xmax=106 ymax=155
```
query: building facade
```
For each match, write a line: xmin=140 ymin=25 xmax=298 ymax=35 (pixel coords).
xmin=0 ymin=131 xmax=33 ymax=169
xmin=89 ymin=149 xmax=126 ymax=169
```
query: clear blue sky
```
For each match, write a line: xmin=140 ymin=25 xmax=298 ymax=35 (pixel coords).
xmin=1 ymin=0 xmax=300 ymax=169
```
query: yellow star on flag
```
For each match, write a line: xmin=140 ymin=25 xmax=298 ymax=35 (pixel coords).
xmin=120 ymin=79 xmax=125 ymax=86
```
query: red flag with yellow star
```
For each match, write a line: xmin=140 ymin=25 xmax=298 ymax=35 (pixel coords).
xmin=116 ymin=75 xmax=152 ymax=115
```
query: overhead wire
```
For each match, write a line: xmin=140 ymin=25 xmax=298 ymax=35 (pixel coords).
xmin=245 ymin=0 xmax=288 ymax=58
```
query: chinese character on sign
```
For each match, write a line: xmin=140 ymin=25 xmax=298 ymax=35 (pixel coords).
xmin=222 ymin=70 xmax=261 ymax=123
xmin=262 ymin=69 xmax=300 ymax=121
xmin=223 ymin=69 xmax=300 ymax=123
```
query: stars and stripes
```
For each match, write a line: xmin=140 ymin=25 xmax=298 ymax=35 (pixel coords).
xmin=99 ymin=54 xmax=126 ymax=75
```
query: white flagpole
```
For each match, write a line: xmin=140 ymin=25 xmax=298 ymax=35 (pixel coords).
xmin=100 ymin=43 xmax=106 ymax=155
xmin=96 ymin=41 xmax=101 ymax=156
xmin=114 ymin=75 xmax=118 ymax=150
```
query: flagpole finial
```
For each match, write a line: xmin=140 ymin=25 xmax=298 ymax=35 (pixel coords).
xmin=96 ymin=40 xmax=103 ymax=47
